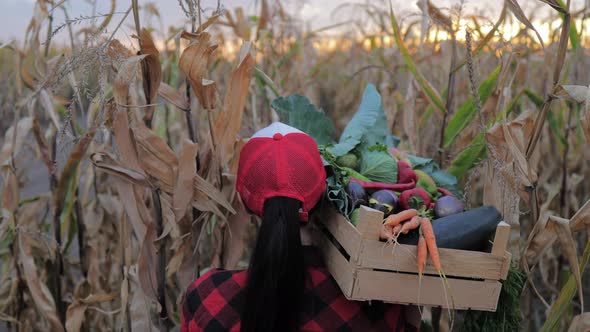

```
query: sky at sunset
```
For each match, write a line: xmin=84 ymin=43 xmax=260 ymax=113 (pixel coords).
xmin=0 ymin=0 xmax=585 ymax=44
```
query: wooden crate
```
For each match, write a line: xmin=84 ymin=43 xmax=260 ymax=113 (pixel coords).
xmin=316 ymin=205 xmax=512 ymax=312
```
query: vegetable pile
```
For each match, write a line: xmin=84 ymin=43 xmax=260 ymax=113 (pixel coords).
xmin=272 ymin=84 xmax=463 ymax=224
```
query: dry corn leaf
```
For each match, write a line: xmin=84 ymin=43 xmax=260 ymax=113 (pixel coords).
xmin=1 ymin=167 xmax=18 ymax=214
xmin=159 ymin=192 xmax=179 ymax=238
xmin=65 ymin=293 xmax=117 ymax=332
xmin=18 ymin=232 xmax=64 ymax=332
xmin=20 ymin=63 xmax=36 ymax=90
xmin=256 ymin=0 xmax=269 ymax=40
xmin=0 ymin=116 xmax=33 ymax=166
xmin=487 ymin=110 xmax=537 ymax=195
xmin=166 ymin=246 xmax=185 ymax=278
xmin=225 ymin=8 xmax=251 ymax=40
xmin=553 ymin=85 xmax=590 ymax=143
xmin=54 ymin=126 xmax=97 ymax=218
xmin=137 ymin=29 xmax=162 ymax=127
xmin=137 ymin=225 xmax=158 ymax=301
xmin=133 ymin=124 xmax=178 ymax=192
xmin=417 ymin=0 xmax=453 ymax=32
xmin=174 ymin=140 xmax=199 ymax=222
xmin=192 ymin=196 xmax=226 ymax=221
xmin=525 ymin=198 xmax=590 ymax=266
xmin=128 ymin=265 xmax=158 ymax=332
xmin=179 ymin=32 xmax=219 ymax=110
xmin=107 ymin=39 xmax=134 ymax=60
xmin=113 ymin=54 xmax=147 ymax=106
xmin=506 ymin=0 xmax=545 ymax=48
xmin=570 ymin=197 xmax=590 ymax=231
xmin=32 ymin=118 xmax=52 ymax=171
xmin=549 ymin=216 xmax=584 ymax=311
xmin=568 ymin=313 xmax=590 ymax=332
xmin=120 ymin=273 xmax=130 ymax=330
xmin=193 ymin=175 xmax=235 ymax=214
xmin=553 ymin=85 xmax=590 ymax=103
xmin=159 ymin=82 xmax=189 ymax=111
xmin=90 ymin=153 xmax=150 ymax=187
xmin=222 ymin=198 xmax=250 ymax=269
xmin=112 ymin=110 xmax=144 ymax=174
xmin=403 ymin=79 xmax=417 ymax=153
xmin=115 ymin=181 xmax=147 ymax=241
xmin=213 ymin=42 xmax=255 ymax=166
xmin=39 ymin=89 xmax=60 ymax=129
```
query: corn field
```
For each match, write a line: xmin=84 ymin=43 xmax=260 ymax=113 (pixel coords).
xmin=0 ymin=0 xmax=590 ymax=331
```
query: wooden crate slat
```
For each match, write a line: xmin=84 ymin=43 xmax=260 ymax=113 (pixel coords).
xmin=353 ymin=270 xmax=502 ymax=311
xmin=491 ymin=221 xmax=510 ymax=256
xmin=359 ymin=240 xmax=506 ymax=280
xmin=319 ymin=207 xmax=362 ymax=260
xmin=318 ymin=228 xmax=355 ymax=297
xmin=356 ymin=206 xmax=383 ymax=240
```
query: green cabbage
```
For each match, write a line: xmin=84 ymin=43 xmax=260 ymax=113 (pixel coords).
xmin=360 ymin=147 xmax=397 ymax=183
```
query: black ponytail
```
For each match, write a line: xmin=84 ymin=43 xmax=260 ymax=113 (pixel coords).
xmin=241 ymin=196 xmax=305 ymax=332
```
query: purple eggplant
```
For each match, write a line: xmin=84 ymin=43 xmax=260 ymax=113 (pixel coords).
xmin=434 ymin=196 xmax=465 ymax=218
xmin=345 ymin=181 xmax=367 ymax=209
xmin=369 ymin=189 xmax=399 ymax=216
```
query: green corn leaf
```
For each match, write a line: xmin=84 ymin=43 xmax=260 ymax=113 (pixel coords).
xmin=547 ymin=110 xmax=567 ymax=149
xmin=389 ymin=3 xmax=446 ymax=117
xmin=540 ymin=239 xmax=590 ymax=332
xmin=524 ymin=88 xmax=545 ymax=107
xmin=448 ymin=136 xmax=487 ymax=179
xmin=448 ymin=89 xmax=524 ymax=177
xmin=569 ymin=18 xmax=580 ymax=50
xmin=443 ymin=65 xmax=501 ymax=148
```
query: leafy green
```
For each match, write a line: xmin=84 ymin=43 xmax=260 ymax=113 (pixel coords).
xmin=272 ymin=94 xmax=335 ymax=145
xmin=360 ymin=146 xmax=397 ymax=183
xmin=328 ymin=84 xmax=388 ymax=156
xmin=325 ymin=171 xmax=350 ymax=218
xmin=407 ymin=154 xmax=462 ymax=196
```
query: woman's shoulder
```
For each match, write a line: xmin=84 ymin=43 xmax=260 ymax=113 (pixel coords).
xmin=182 ymin=268 xmax=247 ymax=331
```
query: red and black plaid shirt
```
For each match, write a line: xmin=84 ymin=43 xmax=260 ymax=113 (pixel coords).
xmin=181 ymin=247 xmax=418 ymax=331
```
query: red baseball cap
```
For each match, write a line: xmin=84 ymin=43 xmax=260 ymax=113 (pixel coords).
xmin=236 ymin=122 xmax=327 ymax=221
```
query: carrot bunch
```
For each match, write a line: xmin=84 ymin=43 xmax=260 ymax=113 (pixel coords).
xmin=380 ymin=208 xmax=453 ymax=328
xmin=380 ymin=209 xmax=442 ymax=278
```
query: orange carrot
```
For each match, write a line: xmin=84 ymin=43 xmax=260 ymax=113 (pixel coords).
xmin=420 ymin=217 xmax=441 ymax=271
xmin=417 ymin=234 xmax=427 ymax=275
xmin=392 ymin=224 xmax=403 ymax=236
xmin=379 ymin=225 xmax=394 ymax=241
xmin=400 ymin=215 xmax=421 ymax=234
xmin=416 ymin=233 xmax=427 ymax=317
xmin=383 ymin=209 xmax=418 ymax=226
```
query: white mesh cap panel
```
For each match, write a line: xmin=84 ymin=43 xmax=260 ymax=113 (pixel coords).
xmin=250 ymin=122 xmax=304 ymax=138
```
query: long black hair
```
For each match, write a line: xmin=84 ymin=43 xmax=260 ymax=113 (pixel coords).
xmin=240 ymin=196 xmax=305 ymax=332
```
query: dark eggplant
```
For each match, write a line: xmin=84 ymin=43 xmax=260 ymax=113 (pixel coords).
xmin=398 ymin=206 xmax=502 ymax=251
xmin=434 ymin=196 xmax=465 ymax=218
xmin=345 ymin=182 xmax=367 ymax=209
xmin=369 ymin=189 xmax=399 ymax=216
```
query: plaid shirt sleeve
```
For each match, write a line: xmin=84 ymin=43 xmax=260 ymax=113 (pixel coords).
xmin=181 ymin=269 xmax=245 ymax=332
xmin=181 ymin=263 xmax=418 ymax=332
